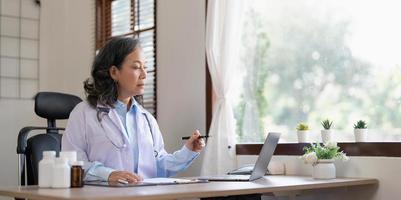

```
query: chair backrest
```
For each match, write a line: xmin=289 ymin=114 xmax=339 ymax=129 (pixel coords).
xmin=25 ymin=134 xmax=62 ymax=185
xmin=18 ymin=92 xmax=82 ymax=185
xmin=35 ymin=92 xmax=82 ymax=131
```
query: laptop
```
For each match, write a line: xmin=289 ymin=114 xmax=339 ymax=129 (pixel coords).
xmin=199 ymin=132 xmax=280 ymax=181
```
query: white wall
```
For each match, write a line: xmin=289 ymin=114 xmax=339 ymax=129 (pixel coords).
xmin=0 ymin=0 xmax=93 ymax=195
xmin=39 ymin=0 xmax=93 ymax=95
xmin=157 ymin=0 xmax=206 ymax=177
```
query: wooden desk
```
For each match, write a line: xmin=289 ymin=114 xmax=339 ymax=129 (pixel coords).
xmin=0 ymin=176 xmax=378 ymax=200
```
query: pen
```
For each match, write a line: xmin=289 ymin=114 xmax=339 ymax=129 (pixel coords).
xmin=181 ymin=135 xmax=211 ymax=140
xmin=117 ymin=179 xmax=129 ymax=184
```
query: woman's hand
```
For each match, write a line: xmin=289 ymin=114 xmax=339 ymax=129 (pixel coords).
xmin=185 ymin=130 xmax=206 ymax=152
xmin=108 ymin=171 xmax=143 ymax=183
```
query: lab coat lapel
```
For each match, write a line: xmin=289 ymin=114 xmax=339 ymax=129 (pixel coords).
xmin=108 ymin=109 xmax=130 ymax=143
xmin=136 ymin=111 xmax=157 ymax=178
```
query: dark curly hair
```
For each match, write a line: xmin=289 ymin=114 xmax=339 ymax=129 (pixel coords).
xmin=84 ymin=37 xmax=142 ymax=108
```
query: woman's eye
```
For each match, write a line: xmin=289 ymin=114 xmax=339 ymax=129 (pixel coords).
xmin=132 ymin=65 xmax=147 ymax=70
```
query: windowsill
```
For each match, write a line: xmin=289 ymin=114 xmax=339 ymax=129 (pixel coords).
xmin=236 ymin=142 xmax=401 ymax=157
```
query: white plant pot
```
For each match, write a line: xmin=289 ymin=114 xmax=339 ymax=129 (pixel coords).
xmin=313 ymin=159 xmax=336 ymax=179
xmin=321 ymin=130 xmax=332 ymax=143
xmin=354 ymin=129 xmax=367 ymax=142
xmin=297 ymin=130 xmax=308 ymax=143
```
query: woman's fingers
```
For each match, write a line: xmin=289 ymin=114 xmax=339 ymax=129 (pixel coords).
xmin=126 ymin=172 xmax=143 ymax=182
xmin=189 ymin=130 xmax=201 ymax=142
xmin=185 ymin=130 xmax=205 ymax=152
xmin=108 ymin=171 xmax=143 ymax=183
xmin=185 ymin=130 xmax=200 ymax=151
xmin=121 ymin=171 xmax=143 ymax=183
xmin=194 ymin=138 xmax=205 ymax=151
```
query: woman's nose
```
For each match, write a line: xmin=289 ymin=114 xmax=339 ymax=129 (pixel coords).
xmin=140 ymin=68 xmax=147 ymax=79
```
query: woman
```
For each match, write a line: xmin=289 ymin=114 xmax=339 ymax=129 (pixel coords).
xmin=62 ymin=37 xmax=205 ymax=183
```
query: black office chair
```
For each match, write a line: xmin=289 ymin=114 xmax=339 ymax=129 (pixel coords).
xmin=16 ymin=92 xmax=82 ymax=186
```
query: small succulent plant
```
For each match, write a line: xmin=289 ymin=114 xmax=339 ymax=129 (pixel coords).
xmin=321 ymin=119 xmax=333 ymax=130
xmin=354 ymin=120 xmax=367 ymax=129
xmin=296 ymin=122 xmax=309 ymax=131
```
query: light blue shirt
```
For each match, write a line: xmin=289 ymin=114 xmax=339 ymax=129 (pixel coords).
xmin=114 ymin=99 xmax=139 ymax=172
xmin=113 ymin=100 xmax=132 ymax=136
xmin=62 ymin=99 xmax=199 ymax=181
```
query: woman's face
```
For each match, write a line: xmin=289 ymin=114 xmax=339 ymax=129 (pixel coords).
xmin=111 ymin=48 xmax=147 ymax=97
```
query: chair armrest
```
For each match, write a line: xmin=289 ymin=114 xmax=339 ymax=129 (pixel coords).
xmin=17 ymin=126 xmax=65 ymax=154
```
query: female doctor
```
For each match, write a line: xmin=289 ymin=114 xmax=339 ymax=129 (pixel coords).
xmin=62 ymin=37 xmax=205 ymax=183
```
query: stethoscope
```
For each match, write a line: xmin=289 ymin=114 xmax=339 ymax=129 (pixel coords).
xmin=96 ymin=106 xmax=159 ymax=157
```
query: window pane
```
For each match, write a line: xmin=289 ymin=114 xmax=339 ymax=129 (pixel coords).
xmin=235 ymin=0 xmax=401 ymax=143
xmin=136 ymin=0 xmax=155 ymax=30
xmin=111 ymin=0 xmax=131 ymax=36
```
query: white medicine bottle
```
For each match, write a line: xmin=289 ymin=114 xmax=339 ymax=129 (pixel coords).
xmin=52 ymin=157 xmax=71 ymax=188
xmin=59 ymin=151 xmax=77 ymax=166
xmin=38 ymin=151 xmax=56 ymax=188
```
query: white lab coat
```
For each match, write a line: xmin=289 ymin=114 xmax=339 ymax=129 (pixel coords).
xmin=62 ymin=101 xmax=198 ymax=179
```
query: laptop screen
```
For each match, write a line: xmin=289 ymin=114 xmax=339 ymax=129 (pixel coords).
xmin=249 ymin=132 xmax=280 ymax=181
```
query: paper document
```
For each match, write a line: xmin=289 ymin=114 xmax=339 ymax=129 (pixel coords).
xmin=85 ymin=178 xmax=208 ymax=187
xmin=143 ymin=178 xmax=194 ymax=184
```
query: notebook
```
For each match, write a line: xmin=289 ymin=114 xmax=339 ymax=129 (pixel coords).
xmin=198 ymin=132 xmax=280 ymax=181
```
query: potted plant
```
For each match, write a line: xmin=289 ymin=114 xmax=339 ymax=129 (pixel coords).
xmin=301 ymin=142 xmax=349 ymax=179
xmin=296 ymin=122 xmax=309 ymax=143
xmin=354 ymin=120 xmax=367 ymax=142
xmin=321 ymin=119 xmax=333 ymax=143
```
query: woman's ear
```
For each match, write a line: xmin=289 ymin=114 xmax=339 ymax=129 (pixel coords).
xmin=109 ymin=66 xmax=119 ymax=81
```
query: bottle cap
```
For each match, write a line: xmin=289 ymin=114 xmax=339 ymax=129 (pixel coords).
xmin=72 ymin=161 xmax=84 ymax=166
xmin=60 ymin=151 xmax=77 ymax=163
xmin=42 ymin=151 xmax=56 ymax=157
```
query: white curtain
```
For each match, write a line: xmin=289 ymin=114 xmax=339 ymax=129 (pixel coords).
xmin=201 ymin=0 xmax=243 ymax=176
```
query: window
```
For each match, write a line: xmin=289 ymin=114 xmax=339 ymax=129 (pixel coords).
xmin=233 ymin=0 xmax=401 ymax=143
xmin=0 ymin=0 xmax=40 ymax=99
xmin=96 ymin=0 xmax=157 ymax=116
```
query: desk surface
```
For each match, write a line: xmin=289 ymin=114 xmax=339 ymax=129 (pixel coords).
xmin=0 ymin=175 xmax=378 ymax=200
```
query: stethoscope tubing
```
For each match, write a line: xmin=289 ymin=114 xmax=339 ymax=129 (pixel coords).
xmin=96 ymin=107 xmax=158 ymax=157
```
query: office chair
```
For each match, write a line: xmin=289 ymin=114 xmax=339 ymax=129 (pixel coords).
xmin=16 ymin=92 xmax=82 ymax=186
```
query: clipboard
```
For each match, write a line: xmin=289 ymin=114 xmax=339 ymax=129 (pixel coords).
xmin=85 ymin=178 xmax=208 ymax=187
